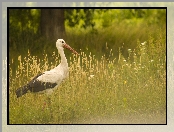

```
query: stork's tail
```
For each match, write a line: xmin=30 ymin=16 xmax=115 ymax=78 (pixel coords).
xmin=15 ymin=84 xmax=30 ymax=98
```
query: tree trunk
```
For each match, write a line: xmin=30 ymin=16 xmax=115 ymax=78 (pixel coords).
xmin=40 ymin=9 xmax=65 ymax=41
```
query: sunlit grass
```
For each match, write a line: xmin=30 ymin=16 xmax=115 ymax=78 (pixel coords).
xmin=9 ymin=36 xmax=166 ymax=124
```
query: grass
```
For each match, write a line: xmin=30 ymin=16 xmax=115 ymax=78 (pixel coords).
xmin=9 ymin=31 xmax=166 ymax=124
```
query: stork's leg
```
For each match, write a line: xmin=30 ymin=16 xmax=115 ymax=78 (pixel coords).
xmin=42 ymin=96 xmax=51 ymax=110
xmin=42 ymin=89 xmax=53 ymax=110
xmin=47 ymin=96 xmax=53 ymax=120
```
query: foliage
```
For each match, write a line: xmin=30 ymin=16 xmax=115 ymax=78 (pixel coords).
xmin=9 ymin=9 xmax=41 ymax=52
xmin=65 ymin=9 xmax=95 ymax=29
xmin=9 ymin=9 xmax=166 ymax=56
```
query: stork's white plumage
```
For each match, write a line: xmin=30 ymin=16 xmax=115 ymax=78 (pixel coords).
xmin=16 ymin=39 xmax=79 ymax=98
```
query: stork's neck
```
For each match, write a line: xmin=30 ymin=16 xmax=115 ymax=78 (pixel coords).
xmin=58 ymin=47 xmax=68 ymax=67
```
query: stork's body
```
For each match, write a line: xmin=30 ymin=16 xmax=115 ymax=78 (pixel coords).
xmin=16 ymin=39 xmax=78 ymax=98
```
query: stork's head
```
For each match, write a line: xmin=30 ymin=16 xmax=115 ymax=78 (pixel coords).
xmin=56 ymin=39 xmax=66 ymax=49
xmin=56 ymin=39 xmax=79 ymax=55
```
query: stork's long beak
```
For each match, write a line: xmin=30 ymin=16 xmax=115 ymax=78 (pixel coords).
xmin=63 ymin=43 xmax=79 ymax=55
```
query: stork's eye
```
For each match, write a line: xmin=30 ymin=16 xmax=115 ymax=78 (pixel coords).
xmin=62 ymin=41 xmax=64 ymax=43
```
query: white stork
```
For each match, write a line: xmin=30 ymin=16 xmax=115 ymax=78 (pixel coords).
xmin=15 ymin=39 xmax=79 ymax=98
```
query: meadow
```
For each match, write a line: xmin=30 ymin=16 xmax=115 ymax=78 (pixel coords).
xmin=9 ymin=29 xmax=166 ymax=124
xmin=9 ymin=20 xmax=166 ymax=124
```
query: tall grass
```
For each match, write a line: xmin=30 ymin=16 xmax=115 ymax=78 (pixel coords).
xmin=9 ymin=31 xmax=166 ymax=124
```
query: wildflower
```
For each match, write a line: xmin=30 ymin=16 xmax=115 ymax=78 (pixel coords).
xmin=88 ymin=75 xmax=94 ymax=80
xmin=128 ymin=49 xmax=132 ymax=52
xmin=141 ymin=41 xmax=146 ymax=45
xmin=123 ymin=98 xmax=127 ymax=101
xmin=124 ymin=80 xmax=127 ymax=84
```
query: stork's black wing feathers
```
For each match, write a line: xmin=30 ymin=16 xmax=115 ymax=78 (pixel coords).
xmin=29 ymin=79 xmax=57 ymax=92
xmin=15 ymin=84 xmax=30 ymax=98
xmin=28 ymin=72 xmax=57 ymax=92
xmin=16 ymin=73 xmax=57 ymax=98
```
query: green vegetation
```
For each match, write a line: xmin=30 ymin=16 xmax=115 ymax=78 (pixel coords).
xmin=9 ymin=9 xmax=166 ymax=124
xmin=9 ymin=9 xmax=166 ymax=58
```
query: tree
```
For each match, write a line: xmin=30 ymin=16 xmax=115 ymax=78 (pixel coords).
xmin=40 ymin=9 xmax=65 ymax=41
